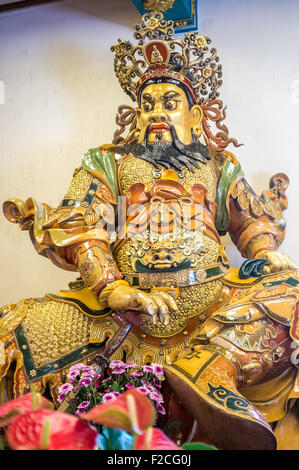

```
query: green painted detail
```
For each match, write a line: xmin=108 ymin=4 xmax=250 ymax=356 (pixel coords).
xmin=215 ymin=160 xmax=244 ymax=233
xmin=82 ymin=148 xmax=118 ymax=200
xmin=182 ymin=442 xmax=217 ymax=450
xmin=47 ymin=294 xmax=111 ymax=317
xmin=263 ymin=277 xmax=299 ymax=288
xmin=207 ymin=383 xmax=251 ymax=416
xmin=14 ymin=324 xmax=103 ymax=382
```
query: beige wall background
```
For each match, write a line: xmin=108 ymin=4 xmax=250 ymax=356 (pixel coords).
xmin=0 ymin=0 xmax=299 ymax=305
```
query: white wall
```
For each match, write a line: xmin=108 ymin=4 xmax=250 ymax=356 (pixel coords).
xmin=0 ymin=0 xmax=298 ymax=305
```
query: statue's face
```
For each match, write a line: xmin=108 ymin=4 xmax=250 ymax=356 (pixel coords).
xmin=137 ymin=82 xmax=201 ymax=145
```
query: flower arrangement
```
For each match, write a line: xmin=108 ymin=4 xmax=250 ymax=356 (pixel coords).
xmin=0 ymin=362 xmax=217 ymax=451
xmin=58 ymin=360 xmax=166 ymax=418
xmin=0 ymin=388 xmax=181 ymax=450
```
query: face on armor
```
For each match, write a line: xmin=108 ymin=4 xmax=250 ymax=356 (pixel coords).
xmin=137 ymin=82 xmax=202 ymax=145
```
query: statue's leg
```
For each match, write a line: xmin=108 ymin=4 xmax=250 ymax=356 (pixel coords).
xmin=164 ymin=344 xmax=277 ymax=450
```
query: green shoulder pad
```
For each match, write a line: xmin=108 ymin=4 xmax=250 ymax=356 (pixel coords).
xmin=215 ymin=159 xmax=244 ymax=233
xmin=82 ymin=148 xmax=118 ymax=200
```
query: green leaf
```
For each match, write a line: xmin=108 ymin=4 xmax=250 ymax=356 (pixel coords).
xmin=182 ymin=442 xmax=217 ymax=451
xmin=111 ymin=382 xmax=121 ymax=392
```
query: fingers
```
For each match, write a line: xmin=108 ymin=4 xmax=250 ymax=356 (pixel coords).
xmin=108 ymin=286 xmax=178 ymax=326
xmin=283 ymin=254 xmax=297 ymax=271
xmin=153 ymin=290 xmax=178 ymax=312
xmin=263 ymin=252 xmax=297 ymax=274
xmin=150 ymin=293 xmax=170 ymax=326
xmin=266 ymin=252 xmax=281 ymax=273
xmin=135 ymin=291 xmax=159 ymax=324
xmin=135 ymin=290 xmax=178 ymax=325
xmin=151 ymin=290 xmax=178 ymax=326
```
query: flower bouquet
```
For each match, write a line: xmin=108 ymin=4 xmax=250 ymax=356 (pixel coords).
xmin=58 ymin=360 xmax=166 ymax=418
xmin=0 ymin=361 xmax=217 ymax=450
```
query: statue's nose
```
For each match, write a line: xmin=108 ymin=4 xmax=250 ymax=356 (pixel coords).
xmin=149 ymin=114 xmax=167 ymax=123
xmin=148 ymin=102 xmax=168 ymax=123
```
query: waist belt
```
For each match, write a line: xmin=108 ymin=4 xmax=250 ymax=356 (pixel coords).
xmin=122 ymin=264 xmax=227 ymax=289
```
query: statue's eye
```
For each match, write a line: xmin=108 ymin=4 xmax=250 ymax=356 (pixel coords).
xmin=143 ymin=102 xmax=153 ymax=112
xmin=165 ymin=100 xmax=177 ymax=110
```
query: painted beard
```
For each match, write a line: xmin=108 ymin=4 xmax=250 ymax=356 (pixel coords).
xmin=110 ymin=124 xmax=210 ymax=172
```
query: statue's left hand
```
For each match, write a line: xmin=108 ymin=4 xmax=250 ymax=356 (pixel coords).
xmin=255 ymin=250 xmax=297 ymax=274
xmin=106 ymin=284 xmax=178 ymax=325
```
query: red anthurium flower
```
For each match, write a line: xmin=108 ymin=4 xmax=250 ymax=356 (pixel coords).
xmin=135 ymin=428 xmax=181 ymax=450
xmin=82 ymin=388 xmax=156 ymax=434
xmin=6 ymin=409 xmax=97 ymax=450
xmin=0 ymin=392 xmax=54 ymax=427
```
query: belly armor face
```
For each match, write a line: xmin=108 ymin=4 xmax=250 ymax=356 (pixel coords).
xmin=114 ymin=155 xmax=225 ymax=337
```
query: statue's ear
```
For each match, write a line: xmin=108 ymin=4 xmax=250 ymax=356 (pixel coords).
xmin=190 ymin=105 xmax=203 ymax=129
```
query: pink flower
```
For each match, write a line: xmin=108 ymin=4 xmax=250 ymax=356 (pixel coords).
xmin=153 ymin=378 xmax=162 ymax=388
xmin=104 ymin=388 xmax=111 ymax=393
xmin=101 ymin=377 xmax=112 ymax=383
xmin=57 ymin=393 xmax=66 ymax=403
xmin=67 ymin=370 xmax=80 ymax=380
xmin=58 ymin=383 xmax=73 ymax=395
xmin=149 ymin=390 xmax=163 ymax=403
xmin=80 ymin=365 xmax=94 ymax=372
xmin=94 ymin=382 xmax=100 ymax=387
xmin=102 ymin=393 xmax=118 ymax=404
xmin=79 ymin=378 xmax=92 ymax=387
xmin=137 ymin=386 xmax=150 ymax=396
xmin=111 ymin=368 xmax=126 ymax=375
xmin=142 ymin=365 xmax=153 ymax=374
xmin=156 ymin=403 xmax=166 ymax=415
xmin=125 ymin=383 xmax=135 ymax=389
xmin=69 ymin=363 xmax=86 ymax=372
xmin=141 ymin=380 xmax=155 ymax=392
xmin=77 ymin=401 xmax=90 ymax=411
xmin=124 ymin=362 xmax=138 ymax=369
xmin=109 ymin=360 xmax=125 ymax=369
xmin=130 ymin=372 xmax=143 ymax=378
xmin=152 ymin=363 xmax=164 ymax=378
xmin=81 ymin=371 xmax=95 ymax=378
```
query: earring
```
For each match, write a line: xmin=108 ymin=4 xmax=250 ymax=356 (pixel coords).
xmin=194 ymin=127 xmax=203 ymax=139
xmin=125 ymin=128 xmax=140 ymax=143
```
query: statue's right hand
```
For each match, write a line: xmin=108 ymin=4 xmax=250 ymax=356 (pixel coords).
xmin=107 ymin=284 xmax=178 ymax=325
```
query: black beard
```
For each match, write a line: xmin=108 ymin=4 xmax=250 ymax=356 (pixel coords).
xmin=110 ymin=124 xmax=210 ymax=172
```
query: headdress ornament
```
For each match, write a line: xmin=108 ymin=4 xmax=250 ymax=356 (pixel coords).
xmin=111 ymin=11 xmax=223 ymax=105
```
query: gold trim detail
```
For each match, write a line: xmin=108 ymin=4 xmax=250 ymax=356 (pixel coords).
xmin=143 ymin=0 xmax=175 ymax=12
xmin=21 ymin=298 xmax=92 ymax=368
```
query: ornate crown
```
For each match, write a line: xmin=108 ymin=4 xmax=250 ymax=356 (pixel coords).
xmin=111 ymin=11 xmax=223 ymax=105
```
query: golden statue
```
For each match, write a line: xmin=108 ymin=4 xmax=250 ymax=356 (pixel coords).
xmin=1 ymin=12 xmax=299 ymax=450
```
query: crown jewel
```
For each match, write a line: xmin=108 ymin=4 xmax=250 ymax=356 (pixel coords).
xmin=111 ymin=11 xmax=223 ymax=104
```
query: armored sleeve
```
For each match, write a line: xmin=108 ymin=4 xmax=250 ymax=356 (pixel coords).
xmin=214 ymin=152 xmax=288 ymax=259
xmin=227 ymin=174 xmax=288 ymax=258
xmin=3 ymin=148 xmax=122 ymax=295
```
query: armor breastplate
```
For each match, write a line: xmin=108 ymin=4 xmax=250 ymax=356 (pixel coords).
xmin=114 ymin=154 xmax=224 ymax=338
xmin=117 ymin=154 xmax=218 ymax=199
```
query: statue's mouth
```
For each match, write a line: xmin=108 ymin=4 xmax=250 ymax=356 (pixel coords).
xmin=149 ymin=123 xmax=170 ymax=133
xmin=135 ymin=259 xmax=190 ymax=273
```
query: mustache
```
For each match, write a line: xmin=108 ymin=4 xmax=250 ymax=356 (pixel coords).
xmin=109 ymin=123 xmax=210 ymax=172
